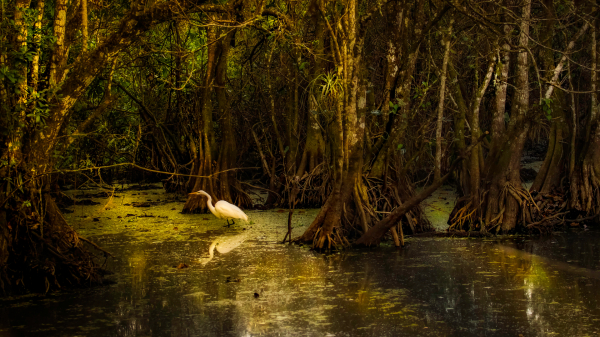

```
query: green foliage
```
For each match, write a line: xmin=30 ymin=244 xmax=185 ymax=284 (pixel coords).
xmin=0 ymin=65 xmax=19 ymax=84
xmin=313 ymin=71 xmax=343 ymax=98
xmin=413 ymin=81 xmax=434 ymax=101
xmin=389 ymin=100 xmax=400 ymax=115
xmin=11 ymin=47 xmax=36 ymax=65
xmin=25 ymin=89 xmax=51 ymax=127
xmin=541 ymin=98 xmax=553 ymax=121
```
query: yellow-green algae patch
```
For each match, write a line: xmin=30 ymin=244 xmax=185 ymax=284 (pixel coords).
xmin=62 ymin=185 xmax=320 ymax=245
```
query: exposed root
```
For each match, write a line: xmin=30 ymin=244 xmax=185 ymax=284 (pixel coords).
xmin=1 ymin=193 xmax=110 ymax=294
xmin=449 ymin=181 xmax=594 ymax=234
xmin=182 ymin=193 xmax=208 ymax=213
xmin=310 ymin=227 xmax=350 ymax=251
xmin=281 ymin=163 xmax=331 ymax=208
xmin=363 ymin=175 xmax=431 ymax=234
xmin=448 ymin=199 xmax=476 ymax=231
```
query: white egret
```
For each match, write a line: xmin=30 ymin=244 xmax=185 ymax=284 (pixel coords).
xmin=189 ymin=190 xmax=248 ymax=227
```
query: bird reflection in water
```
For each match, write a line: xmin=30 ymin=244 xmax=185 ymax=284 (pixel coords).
xmin=199 ymin=230 xmax=251 ymax=265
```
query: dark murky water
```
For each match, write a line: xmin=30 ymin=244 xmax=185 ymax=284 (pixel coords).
xmin=1 ymin=190 xmax=600 ymax=336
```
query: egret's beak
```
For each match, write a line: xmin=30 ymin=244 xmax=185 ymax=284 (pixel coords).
xmin=188 ymin=191 xmax=199 ymax=195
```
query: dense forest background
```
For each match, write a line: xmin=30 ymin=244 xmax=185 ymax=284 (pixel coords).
xmin=1 ymin=0 xmax=600 ymax=292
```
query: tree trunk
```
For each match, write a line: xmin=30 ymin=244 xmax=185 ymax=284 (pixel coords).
xmin=296 ymin=7 xmax=326 ymax=178
xmin=214 ymin=26 xmax=251 ymax=208
xmin=466 ymin=55 xmax=496 ymax=219
xmin=184 ymin=24 xmax=220 ymax=212
xmin=434 ymin=19 xmax=452 ymax=181
xmin=568 ymin=20 xmax=600 ymax=214
xmin=449 ymin=1 xmax=532 ymax=233
xmin=297 ymin=0 xmax=367 ymax=248
xmin=531 ymin=9 xmax=589 ymax=194
xmin=485 ymin=0 xmax=532 ymax=232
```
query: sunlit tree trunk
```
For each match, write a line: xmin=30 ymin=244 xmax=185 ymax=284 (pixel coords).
xmin=49 ymin=0 xmax=68 ymax=86
xmin=29 ymin=0 xmax=45 ymax=96
xmin=8 ymin=0 xmax=31 ymax=165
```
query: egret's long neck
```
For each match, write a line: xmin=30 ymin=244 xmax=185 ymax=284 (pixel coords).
xmin=199 ymin=191 xmax=217 ymax=216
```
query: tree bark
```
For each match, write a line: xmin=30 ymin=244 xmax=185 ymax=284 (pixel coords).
xmin=531 ymin=13 xmax=590 ymax=194
xmin=568 ymin=18 xmax=600 ymax=214
xmin=434 ymin=19 xmax=453 ymax=181
xmin=487 ymin=0 xmax=532 ymax=232
xmin=297 ymin=0 xmax=367 ymax=248
xmin=184 ymin=23 xmax=219 ymax=212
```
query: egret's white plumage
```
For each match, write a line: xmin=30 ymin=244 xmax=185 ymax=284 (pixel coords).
xmin=190 ymin=190 xmax=248 ymax=226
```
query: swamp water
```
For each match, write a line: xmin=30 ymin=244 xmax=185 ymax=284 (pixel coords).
xmin=1 ymin=186 xmax=600 ymax=336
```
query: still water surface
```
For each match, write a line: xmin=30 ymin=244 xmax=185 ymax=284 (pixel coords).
xmin=1 ymin=188 xmax=599 ymax=336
